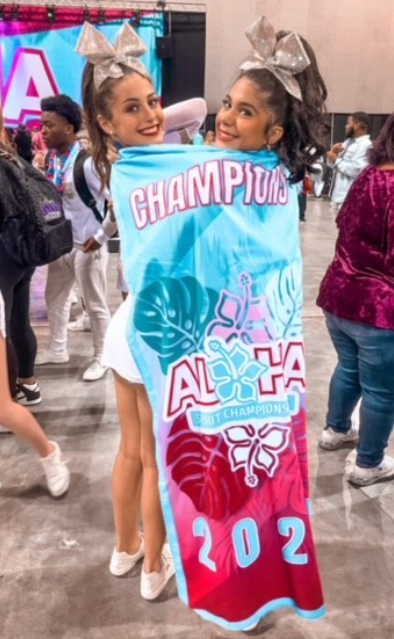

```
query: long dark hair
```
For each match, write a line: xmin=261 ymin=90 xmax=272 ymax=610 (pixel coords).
xmin=369 ymin=113 xmax=394 ymax=167
xmin=82 ymin=64 xmax=153 ymax=191
xmin=14 ymin=127 xmax=34 ymax=164
xmin=238 ymin=31 xmax=329 ymax=183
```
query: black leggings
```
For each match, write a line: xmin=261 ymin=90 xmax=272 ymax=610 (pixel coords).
xmin=6 ymin=338 xmax=18 ymax=397
xmin=0 ymin=243 xmax=37 ymax=381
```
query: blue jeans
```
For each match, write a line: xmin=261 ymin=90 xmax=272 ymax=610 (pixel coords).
xmin=325 ymin=312 xmax=394 ymax=468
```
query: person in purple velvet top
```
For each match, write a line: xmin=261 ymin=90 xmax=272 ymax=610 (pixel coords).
xmin=316 ymin=113 xmax=394 ymax=486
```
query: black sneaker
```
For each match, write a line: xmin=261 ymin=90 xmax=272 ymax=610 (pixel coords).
xmin=16 ymin=382 xmax=42 ymax=406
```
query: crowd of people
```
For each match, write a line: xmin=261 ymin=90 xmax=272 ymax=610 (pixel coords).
xmin=1 ymin=11 xmax=394 ymax=630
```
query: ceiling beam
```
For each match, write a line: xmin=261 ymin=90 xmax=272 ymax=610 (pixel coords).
xmin=1 ymin=1 xmax=206 ymax=11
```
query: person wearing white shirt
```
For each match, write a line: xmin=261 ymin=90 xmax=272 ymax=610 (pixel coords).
xmin=35 ymin=95 xmax=117 ymax=382
xmin=327 ymin=111 xmax=372 ymax=209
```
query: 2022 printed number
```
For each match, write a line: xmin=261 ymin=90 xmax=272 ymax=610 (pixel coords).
xmin=193 ymin=516 xmax=308 ymax=572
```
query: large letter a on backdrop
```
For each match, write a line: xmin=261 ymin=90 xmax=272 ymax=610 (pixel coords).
xmin=2 ymin=48 xmax=58 ymax=125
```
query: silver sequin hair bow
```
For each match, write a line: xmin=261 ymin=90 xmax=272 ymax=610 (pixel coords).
xmin=76 ymin=22 xmax=150 ymax=89
xmin=240 ymin=16 xmax=310 ymax=101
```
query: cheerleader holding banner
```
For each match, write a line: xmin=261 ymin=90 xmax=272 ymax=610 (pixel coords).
xmin=78 ymin=16 xmax=328 ymax=631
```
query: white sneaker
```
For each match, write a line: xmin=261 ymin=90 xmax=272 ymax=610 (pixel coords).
xmin=35 ymin=349 xmax=69 ymax=365
xmin=83 ymin=360 xmax=108 ymax=382
xmin=109 ymin=536 xmax=145 ymax=576
xmin=68 ymin=312 xmax=91 ymax=333
xmin=349 ymin=455 xmax=394 ymax=487
xmin=319 ymin=425 xmax=359 ymax=450
xmin=140 ymin=543 xmax=175 ymax=600
xmin=40 ymin=441 xmax=70 ymax=497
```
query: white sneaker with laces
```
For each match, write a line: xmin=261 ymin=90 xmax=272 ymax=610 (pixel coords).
xmin=35 ymin=349 xmax=69 ymax=365
xmin=110 ymin=536 xmax=145 ymax=576
xmin=40 ymin=441 xmax=70 ymax=497
xmin=349 ymin=455 xmax=394 ymax=487
xmin=140 ymin=543 xmax=175 ymax=600
xmin=319 ymin=425 xmax=359 ymax=450
xmin=68 ymin=312 xmax=91 ymax=333
xmin=83 ymin=360 xmax=108 ymax=382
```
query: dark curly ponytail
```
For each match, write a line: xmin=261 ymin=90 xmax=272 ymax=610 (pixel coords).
xmin=239 ymin=31 xmax=329 ymax=183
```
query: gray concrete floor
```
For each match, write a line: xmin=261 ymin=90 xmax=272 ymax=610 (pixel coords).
xmin=1 ymin=198 xmax=394 ymax=639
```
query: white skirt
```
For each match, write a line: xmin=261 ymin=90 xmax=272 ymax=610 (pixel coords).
xmin=102 ymin=295 xmax=143 ymax=384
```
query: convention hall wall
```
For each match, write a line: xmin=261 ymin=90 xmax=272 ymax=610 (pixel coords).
xmin=203 ymin=0 xmax=394 ymax=116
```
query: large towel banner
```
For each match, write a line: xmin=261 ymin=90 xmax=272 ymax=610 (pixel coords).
xmin=112 ymin=146 xmax=326 ymax=631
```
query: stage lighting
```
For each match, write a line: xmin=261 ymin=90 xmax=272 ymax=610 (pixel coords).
xmin=47 ymin=5 xmax=56 ymax=23
xmin=11 ymin=4 xmax=19 ymax=21
xmin=83 ymin=7 xmax=91 ymax=23
xmin=97 ymin=8 xmax=105 ymax=24
xmin=156 ymin=0 xmax=166 ymax=10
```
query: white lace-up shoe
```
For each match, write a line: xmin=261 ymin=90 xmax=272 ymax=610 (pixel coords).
xmin=319 ymin=425 xmax=359 ymax=450
xmin=68 ymin=311 xmax=91 ymax=333
xmin=110 ymin=536 xmax=145 ymax=576
xmin=83 ymin=359 xmax=108 ymax=382
xmin=40 ymin=441 xmax=70 ymax=497
xmin=140 ymin=543 xmax=175 ymax=600
xmin=35 ymin=349 xmax=69 ymax=365
xmin=349 ymin=455 xmax=394 ymax=487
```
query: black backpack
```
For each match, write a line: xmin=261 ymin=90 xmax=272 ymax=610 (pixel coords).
xmin=0 ymin=148 xmax=73 ymax=267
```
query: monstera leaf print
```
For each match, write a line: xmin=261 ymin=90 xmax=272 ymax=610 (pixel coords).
xmin=265 ymin=264 xmax=303 ymax=339
xmin=134 ymin=276 xmax=219 ymax=374
xmin=166 ymin=414 xmax=252 ymax=520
